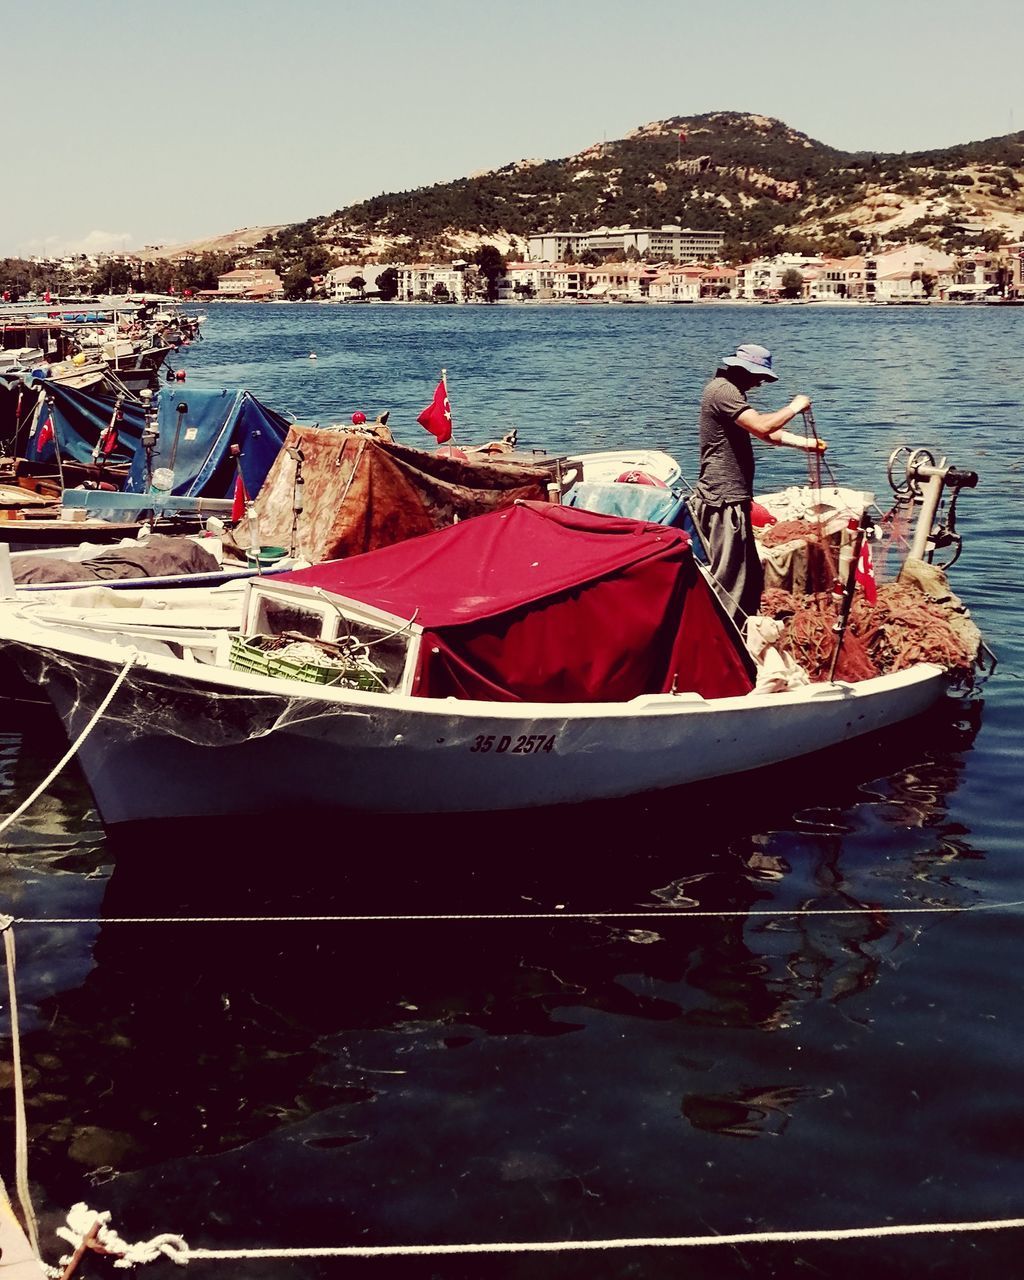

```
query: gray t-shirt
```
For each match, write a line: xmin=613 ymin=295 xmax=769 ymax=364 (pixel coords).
xmin=694 ymin=374 xmax=755 ymax=504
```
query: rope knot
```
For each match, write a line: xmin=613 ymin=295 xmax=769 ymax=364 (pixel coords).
xmin=57 ymin=1203 xmax=191 ymax=1269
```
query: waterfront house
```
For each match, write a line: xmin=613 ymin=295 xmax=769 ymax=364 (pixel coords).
xmin=216 ymin=268 xmax=284 ymax=299
xmin=648 ymin=266 xmax=703 ymax=302
xmin=498 ymin=263 xmax=588 ymax=300
xmin=699 ymin=265 xmax=737 ymax=298
xmin=394 ymin=263 xmax=469 ymax=303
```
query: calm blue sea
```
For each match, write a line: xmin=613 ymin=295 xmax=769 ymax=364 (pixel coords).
xmin=1 ymin=301 xmax=1022 ymax=1279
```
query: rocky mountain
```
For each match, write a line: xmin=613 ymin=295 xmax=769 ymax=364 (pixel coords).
xmin=278 ymin=112 xmax=1024 ymax=261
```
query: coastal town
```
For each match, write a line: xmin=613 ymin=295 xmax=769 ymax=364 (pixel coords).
xmin=5 ymin=222 xmax=1024 ymax=308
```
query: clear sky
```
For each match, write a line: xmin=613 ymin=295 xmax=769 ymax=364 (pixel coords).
xmin=3 ymin=0 xmax=1022 ymax=256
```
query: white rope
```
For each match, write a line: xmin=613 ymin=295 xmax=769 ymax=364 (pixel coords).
xmin=10 ymin=898 xmax=1024 ymax=927
xmin=0 ymin=653 xmax=138 ymax=839
xmin=52 ymin=1203 xmax=1024 ymax=1267
xmin=1 ymin=916 xmax=40 ymax=1259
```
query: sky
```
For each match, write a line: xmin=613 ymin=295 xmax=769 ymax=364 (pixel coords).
xmin=3 ymin=0 xmax=1023 ymax=257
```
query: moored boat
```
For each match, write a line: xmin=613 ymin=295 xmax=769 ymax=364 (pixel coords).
xmin=0 ymin=448 xmax=988 ymax=827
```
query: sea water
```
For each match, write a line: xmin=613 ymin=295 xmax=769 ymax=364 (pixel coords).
xmin=0 ymin=302 xmax=1022 ymax=1278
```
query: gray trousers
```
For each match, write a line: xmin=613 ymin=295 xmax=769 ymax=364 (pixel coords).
xmin=688 ymin=495 xmax=763 ymax=626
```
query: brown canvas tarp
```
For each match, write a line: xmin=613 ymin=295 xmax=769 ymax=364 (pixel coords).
xmin=246 ymin=425 xmax=562 ymax=562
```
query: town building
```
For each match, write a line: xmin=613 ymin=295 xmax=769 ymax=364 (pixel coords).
xmin=394 ymin=263 xmax=469 ymax=302
xmin=498 ymin=263 xmax=588 ymax=300
xmin=526 ymin=226 xmax=725 ymax=263
xmin=216 ymin=268 xmax=284 ymax=299
xmin=648 ymin=266 xmax=704 ymax=302
xmin=324 ymin=264 xmax=391 ymax=299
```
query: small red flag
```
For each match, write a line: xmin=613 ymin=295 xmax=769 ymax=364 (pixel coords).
xmin=231 ymin=472 xmax=247 ymax=522
xmin=678 ymin=130 xmax=687 ymax=142
xmin=417 ymin=378 xmax=453 ymax=445
xmin=36 ymin=415 xmax=54 ymax=455
xmin=855 ymin=538 xmax=878 ymax=604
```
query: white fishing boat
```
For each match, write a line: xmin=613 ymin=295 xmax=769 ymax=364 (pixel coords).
xmin=0 ymin=448 xmax=987 ymax=828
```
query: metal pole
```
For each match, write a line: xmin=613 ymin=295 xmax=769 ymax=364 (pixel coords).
xmin=168 ymin=401 xmax=188 ymax=473
xmin=908 ymin=465 xmax=947 ymax=561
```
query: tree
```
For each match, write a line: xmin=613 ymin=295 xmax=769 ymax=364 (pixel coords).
xmin=283 ymin=265 xmax=312 ymax=300
xmin=349 ymin=275 xmax=366 ymax=296
xmin=472 ymin=244 xmax=506 ymax=302
xmin=302 ymin=245 xmax=334 ymax=275
xmin=432 ymin=281 xmax=450 ymax=300
xmin=779 ymin=267 xmax=803 ymax=298
xmin=376 ymin=267 xmax=399 ymax=301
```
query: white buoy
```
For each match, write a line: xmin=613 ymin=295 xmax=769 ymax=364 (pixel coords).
xmin=309 ymin=352 xmax=317 ymax=360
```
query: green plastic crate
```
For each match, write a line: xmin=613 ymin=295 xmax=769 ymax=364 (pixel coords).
xmin=229 ymin=634 xmax=384 ymax=690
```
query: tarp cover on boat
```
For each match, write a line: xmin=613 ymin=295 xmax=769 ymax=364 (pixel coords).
xmin=123 ymin=387 xmax=290 ymax=499
xmin=279 ymin=501 xmax=754 ymax=702
xmin=19 ymin=375 xmax=142 ymax=463
xmin=11 ymin=534 xmax=219 ymax=584
xmin=250 ymin=425 xmax=560 ymax=562
xmin=27 ymin=383 xmax=289 ymax=500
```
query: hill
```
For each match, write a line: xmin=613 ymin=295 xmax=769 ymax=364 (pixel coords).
xmin=135 ymin=225 xmax=288 ymax=261
xmin=272 ymin=112 xmax=1024 ymax=261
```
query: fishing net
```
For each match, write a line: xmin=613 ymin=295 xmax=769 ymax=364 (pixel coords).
xmin=760 ymin=580 xmax=978 ymax=684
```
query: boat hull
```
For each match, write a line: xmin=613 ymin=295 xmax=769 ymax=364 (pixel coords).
xmin=15 ymin=642 xmax=951 ymax=825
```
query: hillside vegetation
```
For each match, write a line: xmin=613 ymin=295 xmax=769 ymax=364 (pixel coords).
xmin=274 ymin=111 xmax=1024 ymax=261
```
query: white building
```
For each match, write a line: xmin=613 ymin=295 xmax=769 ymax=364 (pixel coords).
xmin=648 ymin=266 xmax=703 ymax=302
xmin=734 ymin=254 xmax=824 ymax=299
xmin=324 ymin=264 xmax=391 ymax=299
xmin=394 ymin=264 xmax=469 ymax=302
xmin=499 ymin=262 xmax=588 ymax=299
xmin=526 ymin=226 xmax=724 ymax=264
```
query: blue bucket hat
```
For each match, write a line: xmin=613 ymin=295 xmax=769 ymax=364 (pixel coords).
xmin=721 ymin=343 xmax=778 ymax=382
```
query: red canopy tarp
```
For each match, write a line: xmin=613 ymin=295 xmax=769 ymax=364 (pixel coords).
xmin=279 ymin=502 xmax=754 ymax=702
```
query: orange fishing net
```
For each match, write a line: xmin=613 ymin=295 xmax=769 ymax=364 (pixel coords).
xmin=760 ymin=518 xmax=835 ymax=549
xmin=760 ymin=582 xmax=974 ymax=683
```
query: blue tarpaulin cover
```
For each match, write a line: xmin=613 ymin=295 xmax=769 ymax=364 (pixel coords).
xmin=29 ymin=379 xmax=144 ymax=464
xmin=28 ymin=382 xmax=290 ymax=500
xmin=123 ymin=388 xmax=290 ymax=500
xmin=565 ymin=480 xmax=706 ymax=558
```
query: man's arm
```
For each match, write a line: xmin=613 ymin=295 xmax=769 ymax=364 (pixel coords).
xmin=735 ymin=395 xmax=825 ymax=451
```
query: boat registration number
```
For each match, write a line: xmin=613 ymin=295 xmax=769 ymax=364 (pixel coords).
xmin=469 ymin=733 xmax=556 ymax=755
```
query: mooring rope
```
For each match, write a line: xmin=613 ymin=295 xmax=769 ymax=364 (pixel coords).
xmin=9 ymin=899 xmax=1024 ymax=927
xmin=0 ymin=653 xmax=137 ymax=840
xmin=0 ymin=916 xmax=40 ymax=1259
xmin=49 ymin=1201 xmax=1024 ymax=1269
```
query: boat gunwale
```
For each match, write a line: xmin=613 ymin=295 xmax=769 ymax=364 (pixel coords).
xmin=0 ymin=613 xmax=950 ymax=721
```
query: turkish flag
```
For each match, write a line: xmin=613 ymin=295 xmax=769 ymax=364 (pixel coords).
xmin=855 ymin=538 xmax=878 ymax=604
xmin=36 ymin=415 xmax=54 ymax=455
xmin=678 ymin=130 xmax=687 ymax=142
xmin=417 ymin=378 xmax=452 ymax=444
xmin=231 ymin=472 xmax=248 ymax=522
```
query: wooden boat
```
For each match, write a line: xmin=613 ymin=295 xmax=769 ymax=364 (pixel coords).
xmin=0 ymin=449 xmax=986 ymax=828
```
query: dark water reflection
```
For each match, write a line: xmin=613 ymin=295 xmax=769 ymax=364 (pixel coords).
xmin=4 ymin=700 xmax=1020 ymax=1278
xmin=1 ymin=304 xmax=1023 ymax=1277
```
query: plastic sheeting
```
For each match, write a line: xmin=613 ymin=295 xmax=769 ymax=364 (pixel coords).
xmin=123 ymin=387 xmax=290 ymax=500
xmin=24 ymin=382 xmax=290 ymax=502
xmin=279 ymin=502 xmax=755 ymax=703
xmin=249 ymin=425 xmax=560 ymax=562
xmin=25 ymin=377 xmax=144 ymax=465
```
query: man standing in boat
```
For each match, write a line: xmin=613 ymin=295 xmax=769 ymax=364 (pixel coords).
xmin=689 ymin=342 xmax=825 ymax=627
